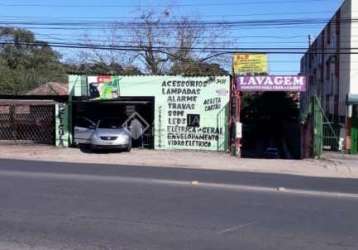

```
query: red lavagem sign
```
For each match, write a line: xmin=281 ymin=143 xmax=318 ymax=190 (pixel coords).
xmin=236 ymin=75 xmax=306 ymax=92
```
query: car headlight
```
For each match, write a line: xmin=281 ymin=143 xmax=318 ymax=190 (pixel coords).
xmin=120 ymin=135 xmax=129 ymax=142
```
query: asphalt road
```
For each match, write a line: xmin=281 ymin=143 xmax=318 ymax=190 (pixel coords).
xmin=0 ymin=159 xmax=358 ymax=250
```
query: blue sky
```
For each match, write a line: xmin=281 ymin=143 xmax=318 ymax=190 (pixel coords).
xmin=0 ymin=0 xmax=345 ymax=74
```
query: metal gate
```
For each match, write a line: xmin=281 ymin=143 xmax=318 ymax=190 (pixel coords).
xmin=322 ymin=122 xmax=340 ymax=151
xmin=352 ymin=118 xmax=358 ymax=154
xmin=0 ymin=104 xmax=55 ymax=145
xmin=312 ymin=96 xmax=341 ymax=156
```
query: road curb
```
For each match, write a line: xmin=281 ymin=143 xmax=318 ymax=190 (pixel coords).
xmin=1 ymin=169 xmax=357 ymax=199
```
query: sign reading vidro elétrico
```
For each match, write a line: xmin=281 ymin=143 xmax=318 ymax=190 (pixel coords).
xmin=69 ymin=75 xmax=231 ymax=152
xmin=236 ymin=75 xmax=306 ymax=92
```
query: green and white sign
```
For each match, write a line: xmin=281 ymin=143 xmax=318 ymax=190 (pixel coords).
xmin=55 ymin=103 xmax=70 ymax=147
xmin=69 ymin=75 xmax=230 ymax=152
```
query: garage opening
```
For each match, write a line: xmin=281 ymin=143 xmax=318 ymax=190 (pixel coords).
xmin=72 ymin=97 xmax=155 ymax=149
xmin=240 ymin=92 xmax=301 ymax=159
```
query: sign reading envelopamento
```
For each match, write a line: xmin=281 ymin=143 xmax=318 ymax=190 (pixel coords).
xmin=236 ymin=75 xmax=306 ymax=92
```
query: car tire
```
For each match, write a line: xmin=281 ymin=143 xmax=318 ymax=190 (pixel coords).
xmin=79 ymin=144 xmax=92 ymax=153
xmin=89 ymin=145 xmax=97 ymax=153
xmin=125 ymin=143 xmax=132 ymax=152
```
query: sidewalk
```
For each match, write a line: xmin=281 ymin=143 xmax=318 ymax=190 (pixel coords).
xmin=0 ymin=145 xmax=357 ymax=179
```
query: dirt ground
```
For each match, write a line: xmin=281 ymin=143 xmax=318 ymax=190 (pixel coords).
xmin=0 ymin=145 xmax=357 ymax=179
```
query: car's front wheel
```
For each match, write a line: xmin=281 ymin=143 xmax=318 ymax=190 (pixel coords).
xmin=125 ymin=143 xmax=132 ymax=152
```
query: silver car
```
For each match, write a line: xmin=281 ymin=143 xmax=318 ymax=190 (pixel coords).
xmin=74 ymin=117 xmax=132 ymax=152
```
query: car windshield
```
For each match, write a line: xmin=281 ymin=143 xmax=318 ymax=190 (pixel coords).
xmin=98 ymin=119 xmax=123 ymax=129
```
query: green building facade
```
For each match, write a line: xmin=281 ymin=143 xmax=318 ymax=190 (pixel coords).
xmin=68 ymin=75 xmax=231 ymax=152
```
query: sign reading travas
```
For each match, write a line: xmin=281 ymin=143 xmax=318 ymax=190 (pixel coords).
xmin=69 ymin=75 xmax=231 ymax=152
xmin=160 ymin=77 xmax=229 ymax=150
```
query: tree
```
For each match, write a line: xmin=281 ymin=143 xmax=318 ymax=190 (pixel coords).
xmin=170 ymin=60 xmax=229 ymax=76
xmin=128 ymin=10 xmax=172 ymax=74
xmin=126 ymin=10 xmax=232 ymax=74
xmin=81 ymin=8 xmax=232 ymax=75
xmin=0 ymin=27 xmax=66 ymax=95
xmin=64 ymin=62 xmax=142 ymax=76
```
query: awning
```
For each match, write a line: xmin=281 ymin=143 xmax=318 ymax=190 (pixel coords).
xmin=348 ymin=94 xmax=358 ymax=104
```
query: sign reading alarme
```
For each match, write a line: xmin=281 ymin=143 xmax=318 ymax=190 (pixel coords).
xmin=236 ymin=75 xmax=306 ymax=92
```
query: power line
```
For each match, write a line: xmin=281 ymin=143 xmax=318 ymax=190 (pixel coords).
xmin=1 ymin=41 xmax=357 ymax=55
xmin=0 ymin=17 xmax=351 ymax=27
xmin=35 ymin=32 xmax=306 ymax=40
xmin=0 ymin=0 xmax=327 ymax=8
xmin=1 ymin=15 xmax=357 ymax=35
xmin=0 ymin=11 xmax=334 ymax=21
xmin=0 ymin=18 xmax=352 ymax=34
xmin=33 ymin=33 xmax=309 ymax=45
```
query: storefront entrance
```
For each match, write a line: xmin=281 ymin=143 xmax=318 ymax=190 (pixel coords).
xmin=240 ymin=92 xmax=301 ymax=159
xmin=71 ymin=97 xmax=155 ymax=149
xmin=234 ymin=75 xmax=307 ymax=159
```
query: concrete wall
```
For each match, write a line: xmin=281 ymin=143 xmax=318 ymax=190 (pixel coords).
xmin=339 ymin=0 xmax=351 ymax=117
xmin=300 ymin=0 xmax=355 ymax=120
xmin=350 ymin=0 xmax=358 ymax=95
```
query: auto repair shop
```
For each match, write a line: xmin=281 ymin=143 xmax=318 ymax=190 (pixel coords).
xmin=67 ymin=75 xmax=231 ymax=152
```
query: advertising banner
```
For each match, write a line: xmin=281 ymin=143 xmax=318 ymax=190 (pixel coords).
xmin=69 ymin=75 xmax=231 ymax=152
xmin=233 ymin=53 xmax=268 ymax=74
xmin=122 ymin=76 xmax=230 ymax=152
xmin=88 ymin=76 xmax=121 ymax=100
xmin=236 ymin=75 xmax=306 ymax=92
xmin=55 ymin=103 xmax=69 ymax=147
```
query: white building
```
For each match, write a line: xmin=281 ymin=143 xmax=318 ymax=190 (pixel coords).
xmin=300 ymin=0 xmax=358 ymax=153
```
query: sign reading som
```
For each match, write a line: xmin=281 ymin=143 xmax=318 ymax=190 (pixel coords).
xmin=233 ymin=53 xmax=268 ymax=74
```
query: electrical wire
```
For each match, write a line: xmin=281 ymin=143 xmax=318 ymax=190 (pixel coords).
xmin=0 ymin=0 xmax=327 ymax=8
xmin=1 ymin=41 xmax=357 ymax=55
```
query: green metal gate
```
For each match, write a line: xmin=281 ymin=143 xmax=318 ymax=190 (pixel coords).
xmin=352 ymin=118 xmax=358 ymax=154
xmin=312 ymin=96 xmax=323 ymax=157
xmin=312 ymin=96 xmax=341 ymax=157
xmin=323 ymin=122 xmax=340 ymax=151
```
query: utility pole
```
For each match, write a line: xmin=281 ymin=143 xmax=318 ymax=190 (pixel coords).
xmin=231 ymin=56 xmax=242 ymax=157
xmin=235 ymin=89 xmax=242 ymax=157
xmin=230 ymin=58 xmax=242 ymax=157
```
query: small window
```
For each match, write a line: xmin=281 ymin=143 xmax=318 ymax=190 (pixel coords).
xmin=327 ymin=22 xmax=331 ymax=44
xmin=326 ymin=61 xmax=331 ymax=80
xmin=187 ymin=114 xmax=200 ymax=127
